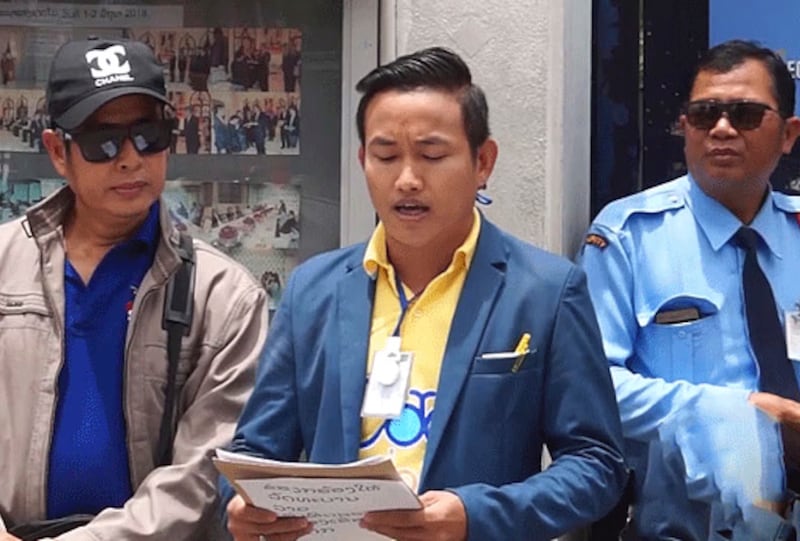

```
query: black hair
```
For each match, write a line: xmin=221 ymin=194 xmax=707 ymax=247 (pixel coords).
xmin=691 ymin=39 xmax=795 ymax=118
xmin=355 ymin=46 xmax=490 ymax=155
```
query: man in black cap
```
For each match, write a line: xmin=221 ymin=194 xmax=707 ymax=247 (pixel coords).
xmin=0 ymin=37 xmax=267 ymax=540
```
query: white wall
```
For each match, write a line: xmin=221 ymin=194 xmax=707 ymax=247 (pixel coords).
xmin=383 ymin=0 xmax=592 ymax=258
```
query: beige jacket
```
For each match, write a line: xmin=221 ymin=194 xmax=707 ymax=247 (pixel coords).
xmin=0 ymin=188 xmax=267 ymax=540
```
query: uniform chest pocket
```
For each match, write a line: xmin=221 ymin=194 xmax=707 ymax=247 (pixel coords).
xmin=636 ymin=297 xmax=723 ymax=384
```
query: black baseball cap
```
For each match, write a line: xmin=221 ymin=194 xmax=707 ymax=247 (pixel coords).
xmin=46 ymin=37 xmax=171 ymax=130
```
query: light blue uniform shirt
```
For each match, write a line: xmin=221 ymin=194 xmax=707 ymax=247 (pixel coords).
xmin=580 ymin=175 xmax=800 ymax=540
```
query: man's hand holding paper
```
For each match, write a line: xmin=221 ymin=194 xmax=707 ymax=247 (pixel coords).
xmin=226 ymin=495 xmax=312 ymax=541
xmin=216 ymin=451 xmax=422 ymax=540
xmin=360 ymin=490 xmax=467 ymax=541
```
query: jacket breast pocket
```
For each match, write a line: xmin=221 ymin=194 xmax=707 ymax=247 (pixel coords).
xmin=0 ymin=293 xmax=53 ymax=350
xmin=462 ymin=353 xmax=542 ymax=467
xmin=0 ymin=293 xmax=55 ymax=384
xmin=471 ymin=349 xmax=537 ymax=375
xmin=0 ymin=292 xmax=52 ymax=326
xmin=636 ymin=298 xmax=723 ymax=384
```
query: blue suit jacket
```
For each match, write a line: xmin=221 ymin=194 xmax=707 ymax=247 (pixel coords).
xmin=225 ymin=218 xmax=626 ymax=540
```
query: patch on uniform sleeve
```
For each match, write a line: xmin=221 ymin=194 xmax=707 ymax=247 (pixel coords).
xmin=585 ymin=233 xmax=609 ymax=250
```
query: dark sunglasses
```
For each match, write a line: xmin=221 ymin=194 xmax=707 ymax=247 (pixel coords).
xmin=684 ymin=100 xmax=779 ymax=131
xmin=59 ymin=119 xmax=176 ymax=163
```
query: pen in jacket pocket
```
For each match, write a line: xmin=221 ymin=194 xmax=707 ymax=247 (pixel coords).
xmin=511 ymin=333 xmax=531 ymax=372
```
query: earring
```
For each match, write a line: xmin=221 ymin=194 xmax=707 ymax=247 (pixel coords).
xmin=475 ymin=185 xmax=492 ymax=205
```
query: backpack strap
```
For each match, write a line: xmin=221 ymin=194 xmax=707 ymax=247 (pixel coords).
xmin=155 ymin=233 xmax=195 ymax=467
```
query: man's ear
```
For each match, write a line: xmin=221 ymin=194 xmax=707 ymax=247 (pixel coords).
xmin=474 ymin=138 xmax=499 ymax=190
xmin=782 ymin=116 xmax=800 ymax=155
xmin=358 ymin=145 xmax=365 ymax=169
xmin=41 ymin=129 xmax=69 ymax=177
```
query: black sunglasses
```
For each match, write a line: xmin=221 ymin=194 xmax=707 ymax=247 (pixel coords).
xmin=684 ymin=100 xmax=779 ymax=131
xmin=59 ymin=119 xmax=176 ymax=163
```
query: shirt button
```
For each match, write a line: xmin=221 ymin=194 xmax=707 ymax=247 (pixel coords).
xmin=669 ymin=195 xmax=679 ymax=204
xmin=678 ymin=330 xmax=687 ymax=338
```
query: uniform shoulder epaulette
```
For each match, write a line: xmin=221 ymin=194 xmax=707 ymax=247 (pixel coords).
xmin=593 ymin=178 xmax=687 ymax=231
xmin=772 ymin=190 xmax=800 ymax=215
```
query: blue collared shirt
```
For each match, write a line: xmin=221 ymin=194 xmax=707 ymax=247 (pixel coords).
xmin=580 ymin=175 xmax=800 ymax=539
xmin=47 ymin=203 xmax=160 ymax=519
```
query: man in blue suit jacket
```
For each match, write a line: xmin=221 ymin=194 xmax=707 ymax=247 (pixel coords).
xmin=223 ymin=47 xmax=626 ymax=541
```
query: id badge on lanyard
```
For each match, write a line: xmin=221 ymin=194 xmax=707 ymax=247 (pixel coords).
xmin=361 ymin=336 xmax=414 ymax=418
xmin=361 ymin=275 xmax=417 ymax=419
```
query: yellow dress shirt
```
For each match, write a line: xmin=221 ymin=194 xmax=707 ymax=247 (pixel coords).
xmin=359 ymin=209 xmax=481 ymax=492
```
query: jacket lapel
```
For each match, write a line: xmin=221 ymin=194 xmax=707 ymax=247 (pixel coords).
xmin=420 ymin=220 xmax=507 ymax=483
xmin=337 ymin=251 xmax=375 ymax=461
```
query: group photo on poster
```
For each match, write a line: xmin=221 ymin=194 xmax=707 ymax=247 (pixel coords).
xmin=0 ymin=23 xmax=303 ymax=157
xmin=212 ymin=91 xmax=300 ymax=155
xmin=132 ymin=26 xmax=302 ymax=94
xmin=130 ymin=26 xmax=302 ymax=155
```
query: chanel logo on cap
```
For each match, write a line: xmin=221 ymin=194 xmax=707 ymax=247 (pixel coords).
xmin=85 ymin=44 xmax=134 ymax=87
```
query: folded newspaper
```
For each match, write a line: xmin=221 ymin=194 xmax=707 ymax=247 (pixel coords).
xmin=214 ymin=449 xmax=421 ymax=540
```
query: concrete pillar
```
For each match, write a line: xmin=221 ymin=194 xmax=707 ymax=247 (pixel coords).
xmin=385 ymin=0 xmax=592 ymax=258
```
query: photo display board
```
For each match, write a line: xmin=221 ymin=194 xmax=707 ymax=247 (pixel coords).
xmin=0 ymin=0 xmax=344 ymax=295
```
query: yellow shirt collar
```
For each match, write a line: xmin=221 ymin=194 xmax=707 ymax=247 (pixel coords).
xmin=363 ymin=208 xmax=482 ymax=280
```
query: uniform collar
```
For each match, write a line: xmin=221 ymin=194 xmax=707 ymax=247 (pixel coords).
xmin=750 ymin=191 xmax=784 ymax=259
xmin=686 ymin=174 xmax=783 ymax=258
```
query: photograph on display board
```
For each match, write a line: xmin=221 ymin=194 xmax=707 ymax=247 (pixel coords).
xmin=176 ymin=28 xmax=215 ymax=89
xmin=0 ymin=177 xmax=65 ymax=223
xmin=128 ymin=26 xmax=301 ymax=155
xmin=229 ymin=27 xmax=301 ymax=93
xmin=211 ymin=91 xmax=299 ymax=155
xmin=0 ymin=28 xmax=23 ymax=87
xmin=167 ymin=88 xmax=213 ymax=154
xmin=131 ymin=27 xmax=227 ymax=92
xmin=0 ymin=25 xmax=302 ymax=154
xmin=162 ymin=179 xmax=299 ymax=312
xmin=230 ymin=27 xmax=267 ymax=91
xmin=0 ymin=88 xmax=47 ymax=153
xmin=155 ymin=29 xmax=178 ymax=84
xmin=0 ymin=0 xmax=343 ymax=336
xmin=133 ymin=26 xmax=302 ymax=95
xmin=161 ymin=179 xmax=300 ymax=253
xmin=274 ymin=28 xmax=303 ymax=92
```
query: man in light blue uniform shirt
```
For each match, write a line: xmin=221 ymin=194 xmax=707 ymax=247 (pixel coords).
xmin=581 ymin=40 xmax=800 ymax=540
